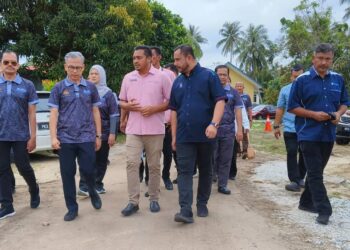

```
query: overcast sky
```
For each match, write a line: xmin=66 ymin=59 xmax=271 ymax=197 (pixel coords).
xmin=157 ymin=0 xmax=347 ymax=69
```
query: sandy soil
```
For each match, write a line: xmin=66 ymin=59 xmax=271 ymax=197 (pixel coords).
xmin=0 ymin=143 xmax=348 ymax=250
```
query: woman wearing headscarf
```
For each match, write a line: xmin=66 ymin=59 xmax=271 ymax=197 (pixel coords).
xmin=78 ymin=65 xmax=119 ymax=195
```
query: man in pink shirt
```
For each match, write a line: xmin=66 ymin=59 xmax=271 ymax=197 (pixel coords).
xmin=119 ymin=46 xmax=172 ymax=216
xmin=150 ymin=46 xmax=176 ymax=191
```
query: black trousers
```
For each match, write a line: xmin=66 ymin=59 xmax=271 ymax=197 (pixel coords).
xmin=299 ymin=141 xmax=333 ymax=216
xmin=0 ymin=141 xmax=38 ymax=208
xmin=283 ymin=132 xmax=306 ymax=183
xmin=80 ymin=140 xmax=110 ymax=190
xmin=162 ymin=126 xmax=173 ymax=181
xmin=176 ymin=142 xmax=214 ymax=217
xmin=59 ymin=142 xmax=96 ymax=212
xmin=229 ymin=139 xmax=240 ymax=178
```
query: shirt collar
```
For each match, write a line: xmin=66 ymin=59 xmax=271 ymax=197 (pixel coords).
xmin=224 ymin=83 xmax=231 ymax=90
xmin=0 ymin=74 xmax=22 ymax=84
xmin=310 ymin=66 xmax=330 ymax=79
xmin=64 ymin=77 xmax=87 ymax=87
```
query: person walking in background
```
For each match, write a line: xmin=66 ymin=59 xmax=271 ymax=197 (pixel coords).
xmin=288 ymin=43 xmax=349 ymax=225
xmin=274 ymin=64 xmax=306 ymax=192
xmin=49 ymin=51 xmax=102 ymax=221
xmin=235 ymin=82 xmax=253 ymax=159
xmin=150 ymin=46 xmax=176 ymax=190
xmin=119 ymin=46 xmax=172 ymax=216
xmin=212 ymin=65 xmax=243 ymax=195
xmin=229 ymin=104 xmax=250 ymax=180
xmin=0 ymin=50 xmax=40 ymax=220
xmin=169 ymin=45 xmax=226 ymax=223
xmin=78 ymin=65 xmax=119 ymax=196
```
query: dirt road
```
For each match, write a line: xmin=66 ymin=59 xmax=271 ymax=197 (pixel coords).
xmin=0 ymin=144 xmax=344 ymax=250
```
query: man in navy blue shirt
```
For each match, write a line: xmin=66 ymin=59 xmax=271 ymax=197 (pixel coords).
xmin=288 ymin=43 xmax=349 ymax=225
xmin=169 ymin=45 xmax=226 ymax=223
xmin=0 ymin=50 xmax=40 ymax=220
xmin=49 ymin=52 xmax=102 ymax=222
xmin=213 ymin=65 xmax=243 ymax=195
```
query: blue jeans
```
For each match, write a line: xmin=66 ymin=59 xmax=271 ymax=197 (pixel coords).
xmin=176 ymin=142 xmax=214 ymax=217
xmin=299 ymin=141 xmax=333 ymax=216
xmin=59 ymin=142 xmax=96 ymax=212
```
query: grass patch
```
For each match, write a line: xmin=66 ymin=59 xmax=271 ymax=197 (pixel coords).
xmin=249 ymin=121 xmax=286 ymax=155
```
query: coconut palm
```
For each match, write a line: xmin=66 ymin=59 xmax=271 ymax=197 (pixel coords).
xmin=216 ymin=21 xmax=241 ymax=63
xmin=187 ymin=24 xmax=207 ymax=59
xmin=340 ymin=0 xmax=350 ymax=20
xmin=237 ymin=24 xmax=271 ymax=81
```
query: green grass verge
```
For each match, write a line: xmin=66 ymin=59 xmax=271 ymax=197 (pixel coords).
xmin=250 ymin=121 xmax=286 ymax=155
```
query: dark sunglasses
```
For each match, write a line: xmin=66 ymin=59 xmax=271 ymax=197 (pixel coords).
xmin=2 ymin=60 xmax=18 ymax=66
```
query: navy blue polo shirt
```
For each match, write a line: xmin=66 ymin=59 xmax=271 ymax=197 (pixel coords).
xmin=288 ymin=67 xmax=349 ymax=142
xmin=48 ymin=78 xmax=101 ymax=143
xmin=0 ymin=74 xmax=39 ymax=141
xmin=169 ymin=63 xmax=226 ymax=143
xmin=217 ymin=84 xmax=243 ymax=138
xmin=99 ymin=91 xmax=119 ymax=140
xmin=240 ymin=93 xmax=252 ymax=110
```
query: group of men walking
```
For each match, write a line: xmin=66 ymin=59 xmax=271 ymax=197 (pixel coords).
xmin=0 ymin=42 xmax=348 ymax=226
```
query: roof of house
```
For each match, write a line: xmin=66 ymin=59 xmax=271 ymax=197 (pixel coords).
xmin=225 ymin=62 xmax=262 ymax=89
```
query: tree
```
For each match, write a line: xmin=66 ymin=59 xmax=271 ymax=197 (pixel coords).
xmin=148 ymin=1 xmax=188 ymax=64
xmin=186 ymin=24 xmax=207 ymax=59
xmin=0 ymin=0 xmax=189 ymax=91
xmin=216 ymin=21 xmax=241 ymax=63
xmin=281 ymin=0 xmax=350 ymax=90
xmin=340 ymin=0 xmax=350 ymax=20
xmin=237 ymin=24 xmax=271 ymax=81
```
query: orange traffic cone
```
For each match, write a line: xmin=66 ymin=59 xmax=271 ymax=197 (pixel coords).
xmin=264 ymin=114 xmax=272 ymax=132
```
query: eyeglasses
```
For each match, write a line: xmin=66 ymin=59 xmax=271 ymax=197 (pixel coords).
xmin=2 ymin=60 xmax=18 ymax=66
xmin=67 ymin=65 xmax=83 ymax=71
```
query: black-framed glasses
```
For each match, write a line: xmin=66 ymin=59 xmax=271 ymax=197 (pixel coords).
xmin=2 ymin=60 xmax=18 ymax=66
xmin=67 ymin=65 xmax=83 ymax=71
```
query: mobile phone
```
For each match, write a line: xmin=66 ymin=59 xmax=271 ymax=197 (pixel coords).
xmin=328 ymin=112 xmax=336 ymax=120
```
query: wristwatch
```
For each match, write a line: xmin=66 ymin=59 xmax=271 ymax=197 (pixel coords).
xmin=273 ymin=124 xmax=280 ymax=129
xmin=209 ymin=122 xmax=219 ymax=128
xmin=96 ymin=134 xmax=102 ymax=139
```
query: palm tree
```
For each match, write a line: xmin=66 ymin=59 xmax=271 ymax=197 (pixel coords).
xmin=237 ymin=24 xmax=270 ymax=80
xmin=187 ymin=24 xmax=208 ymax=59
xmin=340 ymin=0 xmax=350 ymax=20
xmin=216 ymin=21 xmax=241 ymax=63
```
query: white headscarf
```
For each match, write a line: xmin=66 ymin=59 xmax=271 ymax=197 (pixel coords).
xmin=89 ymin=64 xmax=111 ymax=97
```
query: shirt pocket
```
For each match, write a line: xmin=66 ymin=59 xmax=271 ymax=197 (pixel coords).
xmin=329 ymin=88 xmax=341 ymax=104
xmin=14 ymin=87 xmax=27 ymax=99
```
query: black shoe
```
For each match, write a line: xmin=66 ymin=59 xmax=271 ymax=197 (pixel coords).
xmin=64 ymin=210 xmax=78 ymax=221
xmin=174 ymin=213 xmax=194 ymax=223
xmin=163 ymin=179 xmax=173 ymax=190
xmin=229 ymin=176 xmax=236 ymax=180
xmin=172 ymin=178 xmax=178 ymax=184
xmin=89 ymin=190 xmax=102 ymax=210
xmin=150 ymin=201 xmax=160 ymax=213
xmin=197 ymin=205 xmax=208 ymax=217
xmin=285 ymin=182 xmax=301 ymax=192
xmin=218 ymin=186 xmax=231 ymax=195
xmin=145 ymin=191 xmax=149 ymax=197
xmin=0 ymin=206 xmax=16 ymax=220
xmin=316 ymin=214 xmax=330 ymax=225
xmin=298 ymin=179 xmax=305 ymax=188
xmin=212 ymin=176 xmax=217 ymax=183
xmin=298 ymin=204 xmax=317 ymax=213
xmin=242 ymin=153 xmax=248 ymax=160
xmin=30 ymin=185 xmax=40 ymax=209
xmin=121 ymin=203 xmax=139 ymax=216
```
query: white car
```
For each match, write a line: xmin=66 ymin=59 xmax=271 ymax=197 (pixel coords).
xmin=33 ymin=91 xmax=52 ymax=153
